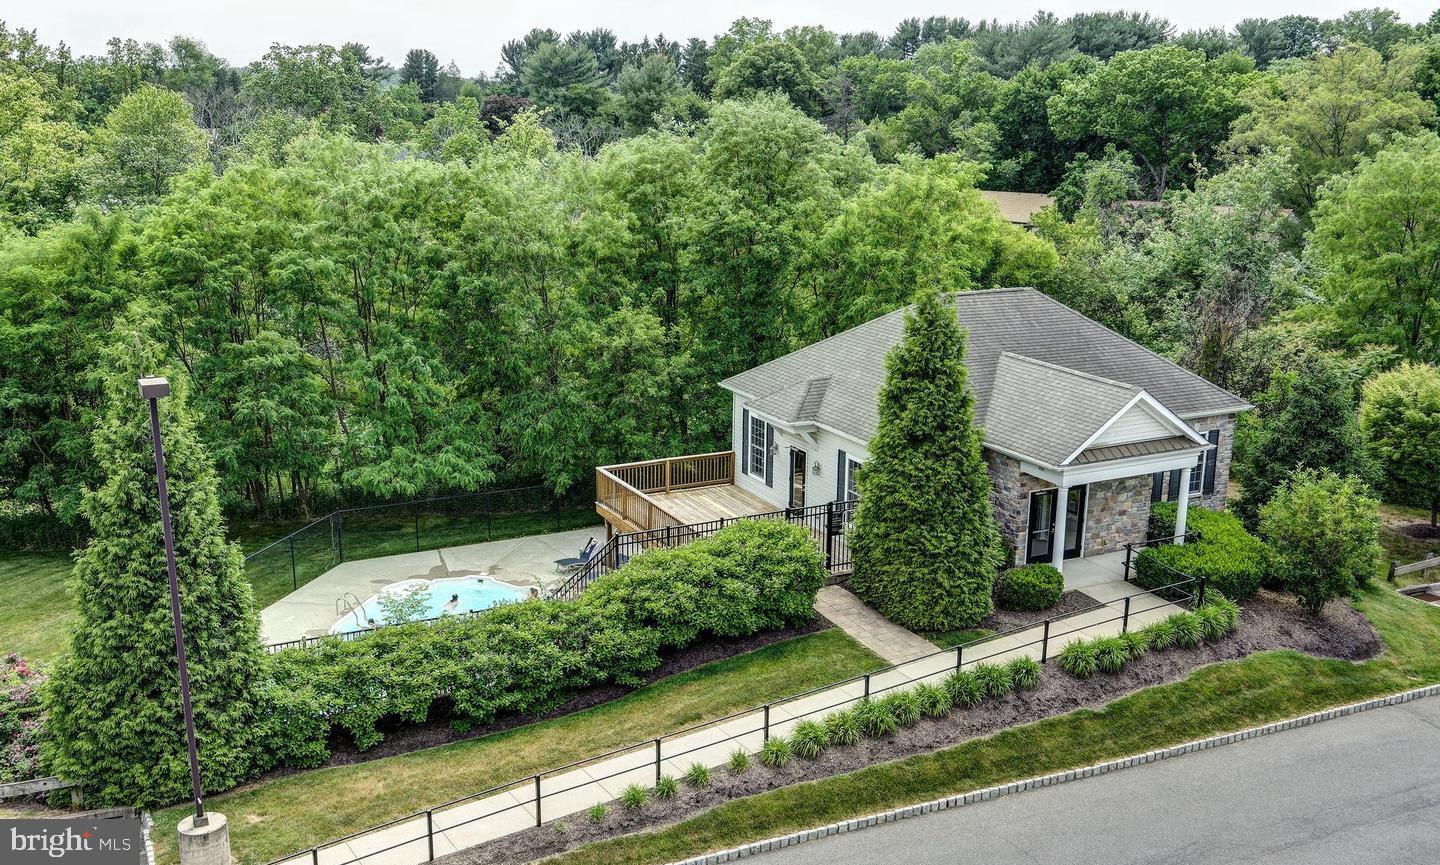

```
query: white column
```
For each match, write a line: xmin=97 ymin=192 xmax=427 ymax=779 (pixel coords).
xmin=1175 ymin=467 xmax=1192 ymax=545
xmin=1051 ymin=485 xmax=1069 ymax=573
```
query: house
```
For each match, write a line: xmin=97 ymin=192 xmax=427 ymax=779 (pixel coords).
xmin=593 ymin=288 xmax=1251 ymax=576
xmin=979 ymin=190 xmax=1055 ymax=227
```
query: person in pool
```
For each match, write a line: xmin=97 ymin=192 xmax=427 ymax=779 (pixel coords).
xmin=442 ymin=593 xmax=460 ymax=614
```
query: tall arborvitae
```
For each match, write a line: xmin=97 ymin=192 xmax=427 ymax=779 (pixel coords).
xmin=848 ymin=289 xmax=1003 ymax=630
xmin=44 ymin=305 xmax=265 ymax=807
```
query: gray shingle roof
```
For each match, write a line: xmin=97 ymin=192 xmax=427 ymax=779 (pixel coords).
xmin=984 ymin=353 xmax=1141 ymax=466
xmin=721 ymin=288 xmax=1250 ymax=466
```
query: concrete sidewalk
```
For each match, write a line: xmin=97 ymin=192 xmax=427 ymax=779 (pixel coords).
xmin=270 ymin=580 xmax=1184 ymax=865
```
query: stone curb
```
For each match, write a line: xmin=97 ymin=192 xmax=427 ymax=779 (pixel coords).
xmin=667 ymin=683 xmax=1440 ymax=865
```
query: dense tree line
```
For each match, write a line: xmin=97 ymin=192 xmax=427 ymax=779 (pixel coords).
xmin=2 ymin=8 xmax=1440 ymax=536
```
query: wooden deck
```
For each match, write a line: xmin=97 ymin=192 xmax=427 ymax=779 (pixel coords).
xmin=648 ymin=484 xmax=776 ymax=524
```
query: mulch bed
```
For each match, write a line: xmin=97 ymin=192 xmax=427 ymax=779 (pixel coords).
xmin=1395 ymin=521 xmax=1440 ymax=541
xmin=253 ymin=617 xmax=830 ymax=782
xmin=978 ymin=590 xmax=1104 ymax=634
xmin=439 ymin=590 xmax=1380 ymax=865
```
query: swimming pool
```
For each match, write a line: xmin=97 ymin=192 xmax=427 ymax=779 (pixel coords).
xmin=330 ymin=575 xmax=531 ymax=634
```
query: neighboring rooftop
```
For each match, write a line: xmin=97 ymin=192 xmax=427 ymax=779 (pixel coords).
xmin=720 ymin=288 xmax=1251 ymax=467
xmin=980 ymin=190 xmax=1055 ymax=226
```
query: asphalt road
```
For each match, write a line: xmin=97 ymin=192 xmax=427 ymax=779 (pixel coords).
xmin=754 ymin=696 xmax=1440 ymax=865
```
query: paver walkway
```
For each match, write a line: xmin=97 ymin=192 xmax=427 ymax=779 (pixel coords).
xmin=274 ymin=579 xmax=1186 ymax=865
xmin=815 ymin=585 xmax=937 ymax=664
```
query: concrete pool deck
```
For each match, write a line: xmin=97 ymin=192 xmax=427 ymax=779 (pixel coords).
xmin=259 ymin=526 xmax=600 ymax=644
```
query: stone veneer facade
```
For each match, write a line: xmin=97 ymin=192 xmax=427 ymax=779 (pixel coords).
xmin=983 ymin=412 xmax=1238 ymax=564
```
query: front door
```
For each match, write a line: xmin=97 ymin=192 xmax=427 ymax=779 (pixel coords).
xmin=788 ymin=448 xmax=807 ymax=509
xmin=1026 ymin=486 xmax=1087 ymax=563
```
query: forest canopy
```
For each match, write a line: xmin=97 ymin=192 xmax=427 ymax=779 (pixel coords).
xmin=2 ymin=8 xmax=1439 ymax=536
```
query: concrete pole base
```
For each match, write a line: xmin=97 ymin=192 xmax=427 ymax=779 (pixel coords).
xmin=177 ymin=812 xmax=229 ymax=865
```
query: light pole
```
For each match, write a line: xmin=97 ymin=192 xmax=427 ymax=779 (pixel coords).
xmin=138 ymin=376 xmax=207 ymax=827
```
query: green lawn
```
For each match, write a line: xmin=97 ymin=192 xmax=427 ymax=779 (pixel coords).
xmin=551 ymin=583 xmax=1440 ymax=865
xmin=0 ymin=551 xmax=76 ymax=663
xmin=924 ymin=627 xmax=994 ymax=649
xmin=151 ymin=628 xmax=885 ymax=865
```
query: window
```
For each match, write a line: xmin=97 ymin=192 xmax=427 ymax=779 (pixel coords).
xmin=748 ymin=415 xmax=767 ymax=478
xmin=844 ymin=457 xmax=862 ymax=501
xmin=1190 ymin=431 xmax=1218 ymax=496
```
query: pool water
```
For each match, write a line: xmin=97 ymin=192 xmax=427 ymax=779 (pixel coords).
xmin=330 ymin=575 xmax=530 ymax=634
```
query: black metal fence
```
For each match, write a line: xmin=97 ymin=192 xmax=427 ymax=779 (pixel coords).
xmin=261 ymin=572 xmax=1205 ymax=865
xmin=243 ymin=485 xmax=597 ymax=605
xmin=550 ymin=499 xmax=858 ymax=601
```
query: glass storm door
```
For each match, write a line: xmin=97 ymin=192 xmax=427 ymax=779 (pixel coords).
xmin=1026 ymin=486 xmax=1087 ymax=563
xmin=788 ymin=448 xmax=807 ymax=509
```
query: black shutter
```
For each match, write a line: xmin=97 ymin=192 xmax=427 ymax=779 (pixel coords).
xmin=836 ymin=450 xmax=847 ymax=501
xmin=1150 ymin=472 xmax=1164 ymax=503
xmin=764 ymin=424 xmax=775 ymax=487
xmin=1168 ymin=469 xmax=1181 ymax=502
xmin=741 ymin=408 xmax=750 ymax=474
xmin=1203 ymin=429 xmax=1220 ymax=494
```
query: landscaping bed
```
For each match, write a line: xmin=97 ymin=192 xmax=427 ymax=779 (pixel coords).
xmin=294 ymin=617 xmax=830 ymax=770
xmin=927 ymin=589 xmax=1100 ymax=648
xmin=439 ymin=590 xmax=1379 ymax=865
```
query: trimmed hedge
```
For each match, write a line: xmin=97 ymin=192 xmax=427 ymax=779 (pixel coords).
xmin=261 ymin=520 xmax=825 ymax=763
xmin=994 ymin=564 xmax=1064 ymax=612
xmin=1135 ymin=503 xmax=1264 ymax=600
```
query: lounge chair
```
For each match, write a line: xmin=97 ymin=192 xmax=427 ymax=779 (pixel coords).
xmin=554 ymin=537 xmax=597 ymax=574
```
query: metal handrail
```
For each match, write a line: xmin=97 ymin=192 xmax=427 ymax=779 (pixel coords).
xmin=260 ymin=572 xmax=1207 ymax=865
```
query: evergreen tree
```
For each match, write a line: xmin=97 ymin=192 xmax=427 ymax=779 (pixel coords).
xmin=1232 ymin=352 xmax=1373 ymax=528
xmin=44 ymin=305 xmax=266 ymax=808
xmin=848 ymin=289 xmax=1002 ymax=630
xmin=399 ymin=49 xmax=439 ymax=102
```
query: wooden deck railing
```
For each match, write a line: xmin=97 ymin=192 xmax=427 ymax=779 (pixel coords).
xmin=595 ymin=451 xmax=734 ymax=532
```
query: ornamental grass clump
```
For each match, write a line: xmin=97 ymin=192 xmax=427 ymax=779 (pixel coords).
xmin=882 ymin=691 xmax=922 ymax=727
xmin=620 ymin=784 xmax=648 ymax=811
xmin=653 ymin=775 xmax=678 ymax=800
xmin=682 ymin=763 xmax=710 ymax=788
xmin=943 ymin=670 xmax=985 ymax=709
xmin=1093 ymin=636 xmax=1130 ymax=674
xmin=1057 ymin=640 xmax=1099 ymax=678
xmin=913 ymin=682 xmax=953 ymax=718
xmin=728 ymin=749 xmax=749 ymax=774
xmin=587 ymin=803 xmax=607 ymax=824
xmin=824 ymin=709 xmax=862 ymax=746
xmin=790 ymin=720 xmax=828 ymax=758
xmin=1118 ymin=629 xmax=1150 ymax=661
xmin=855 ymin=697 xmax=899 ymax=737
xmin=1142 ymin=618 xmax=1178 ymax=650
xmin=758 ymin=736 xmax=792 ymax=767
xmin=1006 ymin=656 xmax=1041 ymax=689
xmin=972 ymin=662 xmax=1013 ymax=698
xmin=1169 ymin=611 xmax=1204 ymax=648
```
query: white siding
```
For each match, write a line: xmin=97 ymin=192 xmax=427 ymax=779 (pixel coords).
xmin=729 ymin=393 xmax=870 ymax=510
xmin=1092 ymin=403 xmax=1174 ymax=447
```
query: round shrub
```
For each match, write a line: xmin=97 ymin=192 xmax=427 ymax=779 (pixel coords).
xmin=1137 ymin=505 xmax=1264 ymax=600
xmin=994 ymin=564 xmax=1064 ymax=612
